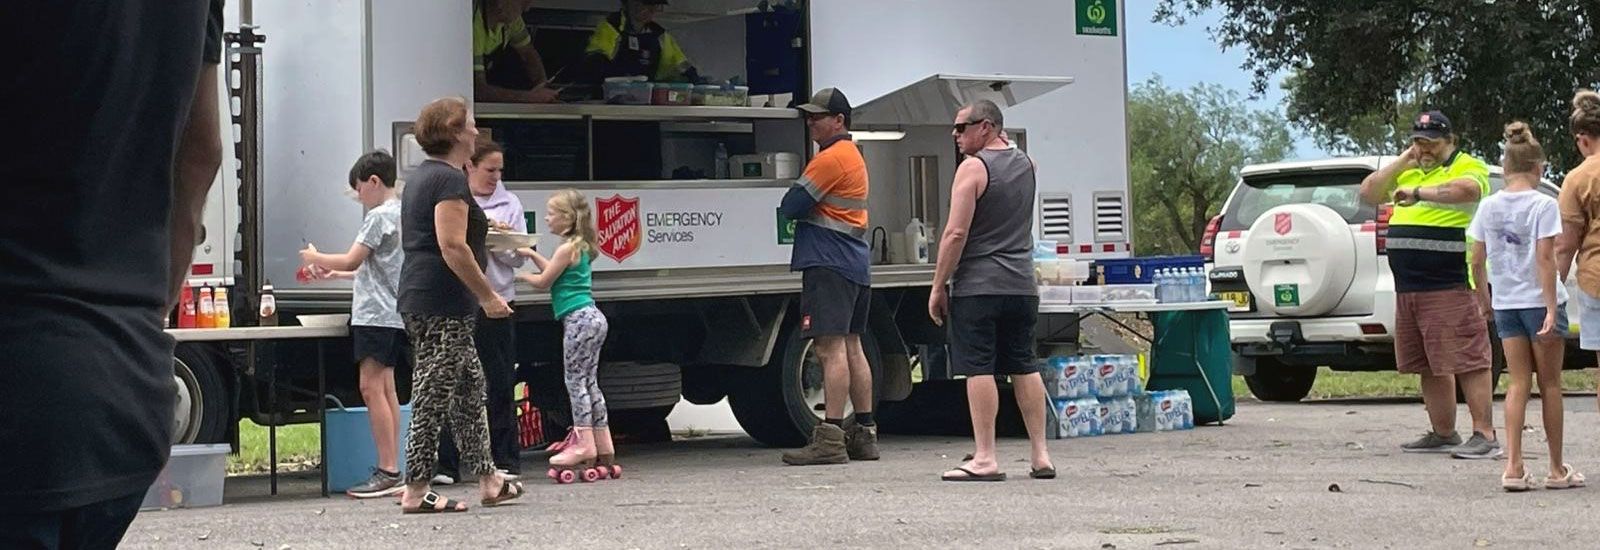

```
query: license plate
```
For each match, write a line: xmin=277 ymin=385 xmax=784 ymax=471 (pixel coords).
xmin=1219 ymin=291 xmax=1252 ymax=312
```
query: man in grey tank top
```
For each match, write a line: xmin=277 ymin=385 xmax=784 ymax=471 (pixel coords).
xmin=930 ymin=100 xmax=1055 ymax=481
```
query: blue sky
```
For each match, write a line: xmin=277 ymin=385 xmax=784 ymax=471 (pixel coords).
xmin=1124 ymin=5 xmax=1322 ymax=159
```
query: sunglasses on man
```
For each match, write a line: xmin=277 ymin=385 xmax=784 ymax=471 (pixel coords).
xmin=953 ymin=118 xmax=989 ymax=133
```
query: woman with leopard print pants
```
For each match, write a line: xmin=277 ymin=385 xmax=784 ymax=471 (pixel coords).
xmin=393 ymin=97 xmax=523 ymax=514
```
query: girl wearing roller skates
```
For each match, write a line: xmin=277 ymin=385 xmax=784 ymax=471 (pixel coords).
xmin=517 ymin=189 xmax=617 ymax=484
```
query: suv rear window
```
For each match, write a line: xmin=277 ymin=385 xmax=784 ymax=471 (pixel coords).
xmin=1220 ymin=170 xmax=1377 ymax=231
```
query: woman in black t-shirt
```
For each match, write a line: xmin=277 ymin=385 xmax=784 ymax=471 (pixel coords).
xmin=395 ymin=97 xmax=523 ymax=514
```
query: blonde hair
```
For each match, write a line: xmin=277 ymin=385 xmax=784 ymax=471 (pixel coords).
xmin=550 ymin=189 xmax=598 ymax=261
xmin=1572 ymin=90 xmax=1600 ymax=138
xmin=1502 ymin=121 xmax=1544 ymax=174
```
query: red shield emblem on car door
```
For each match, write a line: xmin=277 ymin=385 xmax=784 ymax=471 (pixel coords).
xmin=1274 ymin=213 xmax=1292 ymax=236
xmin=596 ymin=194 xmax=642 ymax=263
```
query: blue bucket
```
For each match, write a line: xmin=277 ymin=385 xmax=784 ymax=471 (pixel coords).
xmin=324 ymin=396 xmax=413 ymax=492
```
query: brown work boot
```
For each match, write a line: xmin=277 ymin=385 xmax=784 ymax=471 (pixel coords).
xmin=782 ymin=423 xmax=849 ymax=466
xmin=845 ymin=422 xmax=880 ymax=461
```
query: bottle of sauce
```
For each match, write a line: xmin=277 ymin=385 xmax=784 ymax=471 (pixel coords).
xmin=213 ymin=287 xmax=231 ymax=328
xmin=259 ymin=281 xmax=279 ymax=326
xmin=197 ymin=286 xmax=216 ymax=329
xmin=177 ymin=283 xmax=197 ymax=328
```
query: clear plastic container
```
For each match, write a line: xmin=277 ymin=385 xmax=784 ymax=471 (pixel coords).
xmin=141 ymin=444 xmax=229 ymax=510
xmin=692 ymin=84 xmax=721 ymax=105
xmin=1038 ymin=285 xmax=1073 ymax=303
xmin=704 ymin=85 xmax=750 ymax=106
xmin=1070 ymin=285 xmax=1104 ymax=304
xmin=1102 ymin=283 xmax=1157 ymax=303
xmin=603 ymin=77 xmax=653 ymax=105
xmin=651 ymin=82 xmax=693 ymax=105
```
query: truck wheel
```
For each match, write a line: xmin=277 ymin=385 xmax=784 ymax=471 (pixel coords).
xmin=173 ymin=344 xmax=231 ymax=444
xmin=597 ymin=362 xmax=683 ymax=411
xmin=728 ymin=320 xmax=882 ymax=447
xmin=681 ymin=365 xmax=730 ymax=405
xmin=1243 ymin=358 xmax=1316 ymax=402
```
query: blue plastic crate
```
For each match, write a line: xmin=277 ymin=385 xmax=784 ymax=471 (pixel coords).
xmin=1093 ymin=255 xmax=1204 ymax=284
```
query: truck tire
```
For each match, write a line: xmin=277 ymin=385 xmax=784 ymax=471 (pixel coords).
xmin=1243 ymin=358 xmax=1316 ymax=402
xmin=173 ymin=344 xmax=232 ymax=444
xmin=728 ymin=320 xmax=882 ymax=447
xmin=681 ymin=365 xmax=730 ymax=405
xmin=597 ymin=362 xmax=683 ymax=411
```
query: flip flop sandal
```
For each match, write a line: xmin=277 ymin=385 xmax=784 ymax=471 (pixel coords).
xmin=482 ymin=479 xmax=525 ymax=507
xmin=1547 ymin=464 xmax=1587 ymax=490
xmin=402 ymin=491 xmax=468 ymax=514
xmin=1030 ymin=466 xmax=1057 ymax=479
xmin=1502 ymin=470 xmax=1536 ymax=492
xmin=941 ymin=466 xmax=1006 ymax=482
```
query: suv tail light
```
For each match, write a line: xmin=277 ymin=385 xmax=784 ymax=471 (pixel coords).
xmin=1199 ymin=215 xmax=1222 ymax=260
xmin=1375 ymin=204 xmax=1392 ymax=254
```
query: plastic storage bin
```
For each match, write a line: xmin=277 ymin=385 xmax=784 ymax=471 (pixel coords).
xmin=1093 ymin=255 xmax=1204 ymax=284
xmin=326 ymin=399 xmax=414 ymax=492
xmin=1038 ymin=285 xmax=1073 ymax=303
xmin=1070 ymin=285 xmax=1104 ymax=304
xmin=651 ymin=82 xmax=693 ymax=105
xmin=603 ymin=77 xmax=653 ymax=105
xmin=703 ymin=85 xmax=750 ymax=106
xmin=692 ymin=84 xmax=721 ymax=105
xmin=1102 ymin=283 xmax=1157 ymax=303
xmin=1035 ymin=258 xmax=1090 ymax=286
xmin=141 ymin=444 xmax=228 ymax=510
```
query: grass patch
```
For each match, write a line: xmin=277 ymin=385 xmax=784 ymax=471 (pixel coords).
xmin=1231 ymin=368 xmax=1599 ymax=400
xmin=229 ymin=420 xmax=320 ymax=475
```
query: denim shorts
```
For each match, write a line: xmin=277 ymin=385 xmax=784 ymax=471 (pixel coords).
xmin=1492 ymin=305 xmax=1569 ymax=340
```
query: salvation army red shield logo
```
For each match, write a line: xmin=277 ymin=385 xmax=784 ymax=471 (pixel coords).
xmin=596 ymin=194 xmax=641 ymax=263
xmin=1274 ymin=213 xmax=1292 ymax=236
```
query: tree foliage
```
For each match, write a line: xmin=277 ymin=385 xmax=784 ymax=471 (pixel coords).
xmin=1129 ymin=76 xmax=1293 ymax=255
xmin=1156 ymin=0 xmax=1600 ymax=173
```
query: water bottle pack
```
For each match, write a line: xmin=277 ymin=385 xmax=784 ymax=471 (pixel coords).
xmin=1055 ymin=398 xmax=1102 ymax=438
xmin=1150 ymin=390 xmax=1195 ymax=431
xmin=1047 ymin=356 xmax=1096 ymax=399
xmin=1091 ymin=354 xmax=1140 ymax=397
xmin=1156 ymin=267 xmax=1209 ymax=304
xmin=1097 ymin=396 xmax=1137 ymax=434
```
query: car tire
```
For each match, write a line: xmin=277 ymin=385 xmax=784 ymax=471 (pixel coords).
xmin=1243 ymin=358 xmax=1316 ymax=402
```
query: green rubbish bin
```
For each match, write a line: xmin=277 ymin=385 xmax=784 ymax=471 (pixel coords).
xmin=1146 ymin=309 xmax=1235 ymax=424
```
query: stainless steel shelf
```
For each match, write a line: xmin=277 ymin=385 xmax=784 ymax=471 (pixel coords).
xmin=475 ymin=102 xmax=800 ymax=122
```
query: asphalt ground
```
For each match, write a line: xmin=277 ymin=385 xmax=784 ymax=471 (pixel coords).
xmin=122 ymin=397 xmax=1600 ymax=549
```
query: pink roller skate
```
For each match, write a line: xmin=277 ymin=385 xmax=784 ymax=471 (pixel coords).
xmin=546 ymin=427 xmax=599 ymax=484
xmin=593 ymin=428 xmax=621 ymax=480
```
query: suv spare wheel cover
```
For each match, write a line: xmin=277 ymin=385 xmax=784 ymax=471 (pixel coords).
xmin=1242 ymin=204 xmax=1358 ymax=317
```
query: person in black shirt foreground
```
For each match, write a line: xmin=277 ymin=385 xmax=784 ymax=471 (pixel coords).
xmin=0 ymin=1 xmax=224 ymax=547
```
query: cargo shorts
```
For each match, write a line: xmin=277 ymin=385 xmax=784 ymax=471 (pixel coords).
xmin=1394 ymin=287 xmax=1493 ymax=376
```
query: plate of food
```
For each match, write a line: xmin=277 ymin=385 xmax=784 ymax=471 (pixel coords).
xmin=485 ymin=230 xmax=539 ymax=251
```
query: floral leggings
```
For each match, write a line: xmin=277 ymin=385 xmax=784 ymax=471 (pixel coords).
xmin=563 ymin=305 xmax=610 ymax=428
xmin=402 ymin=314 xmax=494 ymax=484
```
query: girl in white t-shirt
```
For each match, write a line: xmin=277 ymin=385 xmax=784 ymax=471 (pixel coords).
xmin=1468 ymin=122 xmax=1584 ymax=491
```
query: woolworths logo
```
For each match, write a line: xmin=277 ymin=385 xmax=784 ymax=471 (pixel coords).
xmin=1076 ymin=0 xmax=1117 ymax=37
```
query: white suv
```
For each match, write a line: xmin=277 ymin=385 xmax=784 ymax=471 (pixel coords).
xmin=1205 ymin=156 xmax=1591 ymax=402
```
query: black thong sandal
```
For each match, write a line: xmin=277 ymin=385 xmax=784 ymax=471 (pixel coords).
xmin=1030 ymin=466 xmax=1057 ymax=479
xmin=942 ymin=466 xmax=1007 ymax=482
xmin=402 ymin=491 xmax=468 ymax=514
xmin=482 ymin=479 xmax=525 ymax=507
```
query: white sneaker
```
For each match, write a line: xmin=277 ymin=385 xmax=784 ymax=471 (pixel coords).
xmin=431 ymin=473 xmax=456 ymax=485
xmin=498 ymin=469 xmax=520 ymax=481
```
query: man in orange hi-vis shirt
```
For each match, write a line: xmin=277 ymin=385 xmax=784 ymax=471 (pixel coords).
xmin=777 ymin=88 xmax=878 ymax=466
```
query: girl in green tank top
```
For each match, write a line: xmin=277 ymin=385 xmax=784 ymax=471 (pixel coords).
xmin=516 ymin=189 xmax=618 ymax=481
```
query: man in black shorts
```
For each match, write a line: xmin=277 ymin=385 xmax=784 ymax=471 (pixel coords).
xmin=930 ymin=100 xmax=1055 ymax=481
xmin=778 ymin=88 xmax=878 ymax=465
xmin=0 ymin=0 xmax=224 ymax=546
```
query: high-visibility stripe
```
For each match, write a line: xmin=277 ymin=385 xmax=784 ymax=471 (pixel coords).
xmin=1386 ymin=237 xmax=1468 ymax=253
xmin=803 ymin=216 xmax=867 ymax=240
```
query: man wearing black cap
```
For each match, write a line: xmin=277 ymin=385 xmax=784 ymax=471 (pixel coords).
xmin=778 ymin=88 xmax=878 ymax=465
xmin=1360 ymin=110 xmax=1500 ymax=459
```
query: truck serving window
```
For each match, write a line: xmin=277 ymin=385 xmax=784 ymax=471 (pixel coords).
xmin=1220 ymin=171 xmax=1376 ymax=231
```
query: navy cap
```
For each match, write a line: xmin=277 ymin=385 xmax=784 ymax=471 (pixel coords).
xmin=1411 ymin=110 xmax=1453 ymax=140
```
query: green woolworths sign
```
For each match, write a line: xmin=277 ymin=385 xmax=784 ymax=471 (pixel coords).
xmin=1076 ymin=0 xmax=1118 ymax=37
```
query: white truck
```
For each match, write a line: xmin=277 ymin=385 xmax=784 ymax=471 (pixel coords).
xmin=174 ymin=0 xmax=1134 ymax=448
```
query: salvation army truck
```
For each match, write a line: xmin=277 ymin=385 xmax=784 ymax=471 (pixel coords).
xmin=172 ymin=0 xmax=1133 ymax=448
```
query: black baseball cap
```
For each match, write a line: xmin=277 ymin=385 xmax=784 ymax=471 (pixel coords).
xmin=1411 ymin=110 xmax=1453 ymax=140
xmin=797 ymin=88 xmax=851 ymax=117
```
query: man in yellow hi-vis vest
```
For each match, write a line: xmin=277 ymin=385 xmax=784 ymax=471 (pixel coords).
xmin=572 ymin=0 xmax=700 ymax=96
xmin=1360 ymin=110 xmax=1500 ymax=459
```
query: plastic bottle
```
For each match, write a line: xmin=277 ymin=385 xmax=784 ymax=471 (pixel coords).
xmin=1154 ymin=269 xmax=1168 ymax=303
xmin=213 ymin=287 xmax=231 ymax=328
xmin=259 ymin=281 xmax=279 ymax=326
xmin=905 ymin=218 xmax=929 ymax=264
xmin=177 ymin=283 xmax=197 ymax=328
xmin=714 ymin=143 xmax=730 ymax=179
xmin=1185 ymin=267 xmax=1201 ymax=303
xmin=197 ymin=286 xmax=216 ymax=329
